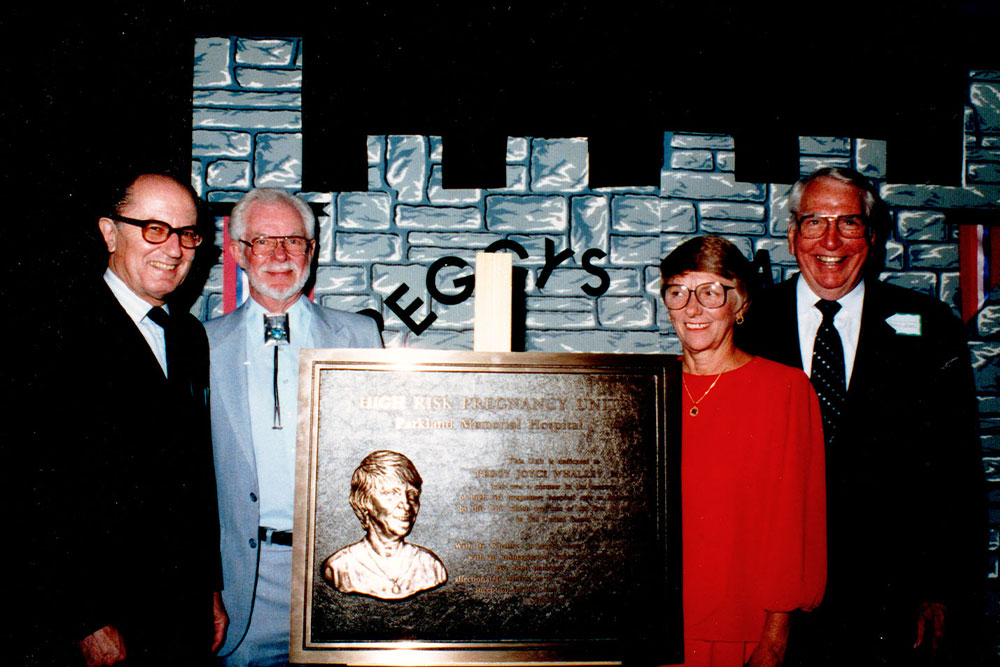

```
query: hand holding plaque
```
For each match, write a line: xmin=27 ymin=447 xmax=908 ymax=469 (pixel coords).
xmin=322 ymin=450 xmax=447 ymax=600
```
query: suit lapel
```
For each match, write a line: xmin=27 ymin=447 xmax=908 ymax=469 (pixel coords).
xmin=307 ymin=298 xmax=348 ymax=347
xmin=98 ymin=283 xmax=170 ymax=386
xmin=215 ymin=303 xmax=256 ymax=471
xmin=848 ymin=282 xmax=894 ymax=402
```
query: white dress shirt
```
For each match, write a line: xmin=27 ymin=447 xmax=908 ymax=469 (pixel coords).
xmin=795 ymin=276 xmax=865 ymax=388
xmin=104 ymin=267 xmax=169 ymax=377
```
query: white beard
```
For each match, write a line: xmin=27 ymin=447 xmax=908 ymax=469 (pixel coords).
xmin=248 ymin=261 xmax=309 ymax=302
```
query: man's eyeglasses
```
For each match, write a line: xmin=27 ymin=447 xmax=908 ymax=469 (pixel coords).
xmin=240 ymin=235 xmax=314 ymax=257
xmin=110 ymin=215 xmax=203 ymax=249
xmin=662 ymin=282 xmax=736 ymax=310
xmin=796 ymin=214 xmax=867 ymax=239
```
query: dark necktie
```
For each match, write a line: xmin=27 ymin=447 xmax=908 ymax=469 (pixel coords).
xmin=811 ymin=299 xmax=846 ymax=445
xmin=146 ymin=306 xmax=173 ymax=373
xmin=147 ymin=306 xmax=185 ymax=394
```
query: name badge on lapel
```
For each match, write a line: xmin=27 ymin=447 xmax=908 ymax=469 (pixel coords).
xmin=885 ymin=312 xmax=921 ymax=336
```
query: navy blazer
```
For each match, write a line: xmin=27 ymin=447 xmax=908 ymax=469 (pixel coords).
xmin=739 ymin=278 xmax=984 ymax=648
xmin=38 ymin=281 xmax=222 ymax=656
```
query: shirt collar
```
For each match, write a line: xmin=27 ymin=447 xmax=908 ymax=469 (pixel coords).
xmin=244 ymin=294 xmax=312 ymax=344
xmin=104 ymin=267 xmax=168 ymax=324
xmin=795 ymin=275 xmax=865 ymax=319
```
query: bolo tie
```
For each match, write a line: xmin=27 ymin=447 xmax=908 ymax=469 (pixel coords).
xmin=264 ymin=313 xmax=290 ymax=430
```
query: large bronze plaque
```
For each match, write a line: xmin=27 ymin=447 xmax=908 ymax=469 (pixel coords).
xmin=291 ymin=349 xmax=681 ymax=665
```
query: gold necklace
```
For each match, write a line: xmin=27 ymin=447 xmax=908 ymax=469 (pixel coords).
xmin=682 ymin=362 xmax=730 ymax=416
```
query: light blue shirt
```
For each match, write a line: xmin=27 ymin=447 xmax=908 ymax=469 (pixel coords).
xmin=245 ymin=296 xmax=315 ymax=531
xmin=103 ymin=267 xmax=168 ymax=377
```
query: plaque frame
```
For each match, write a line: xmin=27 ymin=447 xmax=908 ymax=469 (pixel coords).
xmin=291 ymin=349 xmax=682 ymax=665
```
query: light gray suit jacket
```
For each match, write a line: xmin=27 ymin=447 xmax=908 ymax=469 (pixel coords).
xmin=206 ymin=298 xmax=381 ymax=656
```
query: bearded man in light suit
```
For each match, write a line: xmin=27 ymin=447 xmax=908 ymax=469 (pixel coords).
xmin=739 ymin=168 xmax=985 ymax=666
xmin=208 ymin=188 xmax=382 ymax=666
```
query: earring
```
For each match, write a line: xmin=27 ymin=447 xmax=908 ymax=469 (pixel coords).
xmin=736 ymin=314 xmax=744 ymax=325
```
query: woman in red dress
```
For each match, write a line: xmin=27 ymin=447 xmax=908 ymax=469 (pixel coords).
xmin=660 ymin=236 xmax=826 ymax=667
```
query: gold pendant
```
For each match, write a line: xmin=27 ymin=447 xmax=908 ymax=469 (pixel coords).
xmin=690 ymin=406 xmax=699 ymax=416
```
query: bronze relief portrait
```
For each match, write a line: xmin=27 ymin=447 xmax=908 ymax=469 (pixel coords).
xmin=323 ymin=450 xmax=447 ymax=600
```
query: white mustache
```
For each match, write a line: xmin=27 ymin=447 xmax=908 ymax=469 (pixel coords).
xmin=262 ymin=261 xmax=297 ymax=272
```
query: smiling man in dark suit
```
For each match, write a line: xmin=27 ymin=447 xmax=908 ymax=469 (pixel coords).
xmin=38 ymin=174 xmax=228 ymax=666
xmin=739 ymin=167 xmax=984 ymax=666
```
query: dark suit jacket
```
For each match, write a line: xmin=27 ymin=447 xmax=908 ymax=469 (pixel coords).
xmin=31 ymin=280 xmax=221 ymax=664
xmin=738 ymin=278 xmax=985 ymax=657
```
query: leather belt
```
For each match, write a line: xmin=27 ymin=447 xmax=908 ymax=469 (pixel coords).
xmin=258 ymin=526 xmax=293 ymax=546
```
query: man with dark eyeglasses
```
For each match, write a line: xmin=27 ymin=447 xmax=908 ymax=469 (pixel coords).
xmin=739 ymin=167 xmax=985 ymax=665
xmin=207 ymin=188 xmax=381 ymax=666
xmin=36 ymin=173 xmax=227 ymax=666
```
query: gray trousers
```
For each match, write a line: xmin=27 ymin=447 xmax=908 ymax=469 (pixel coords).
xmin=220 ymin=542 xmax=292 ymax=667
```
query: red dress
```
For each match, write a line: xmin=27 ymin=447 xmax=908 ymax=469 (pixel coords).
xmin=676 ymin=356 xmax=826 ymax=666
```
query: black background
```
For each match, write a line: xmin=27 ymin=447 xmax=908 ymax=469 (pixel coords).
xmin=4 ymin=1 xmax=999 ymax=293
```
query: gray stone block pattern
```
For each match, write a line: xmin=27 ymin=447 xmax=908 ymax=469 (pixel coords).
xmin=206 ymin=160 xmax=251 ymax=189
xmin=663 ymin=202 xmax=697 ymax=233
xmin=856 ymin=139 xmax=887 ymax=179
xmin=486 ymin=196 xmax=568 ymax=232
xmin=979 ymin=304 xmax=1000 ymax=338
xmin=612 ymin=196 xmax=661 ymax=233
xmin=597 ymin=297 xmax=655 ymax=328
xmin=971 ymin=83 xmax=1000 ymax=130
xmin=971 ymin=342 xmax=1000 ymax=393
xmin=610 ymin=235 xmax=659 ymax=266
xmin=571 ymin=196 xmax=610 ymax=256
xmin=194 ymin=38 xmax=232 ymax=87
xmin=671 ymin=150 xmax=713 ymax=171
xmin=396 ymin=205 xmax=481 ymax=230
xmin=800 ymin=156 xmax=853 ymax=174
xmin=338 ymin=193 xmax=392 ymax=230
xmin=235 ymin=39 xmax=296 ymax=66
xmin=530 ymin=138 xmax=589 ymax=193
xmin=335 ymin=233 xmax=403 ymax=263
xmin=879 ymin=271 xmax=937 ymax=297
xmin=660 ymin=172 xmax=767 ymax=201
xmin=670 ymin=133 xmax=734 ymax=149
xmin=799 ymin=136 xmax=851 ymax=156
xmin=193 ymin=130 xmax=252 ymax=158
xmin=897 ymin=211 xmax=948 ymax=241
xmin=234 ymin=68 xmax=302 ymax=89
xmin=969 ymin=163 xmax=1000 ymax=184
xmin=194 ymin=90 xmax=301 ymax=109
xmin=881 ymin=183 xmax=997 ymax=209
xmin=386 ymin=136 xmax=428 ymax=203
xmin=907 ymin=243 xmax=959 ymax=270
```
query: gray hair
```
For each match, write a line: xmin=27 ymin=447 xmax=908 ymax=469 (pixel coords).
xmin=228 ymin=188 xmax=316 ymax=242
xmin=787 ymin=167 xmax=881 ymax=223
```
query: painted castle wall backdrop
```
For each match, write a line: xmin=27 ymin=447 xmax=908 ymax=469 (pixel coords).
xmin=190 ymin=37 xmax=1000 ymax=632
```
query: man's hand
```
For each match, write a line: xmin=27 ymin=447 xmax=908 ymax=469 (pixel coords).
xmin=746 ymin=611 xmax=790 ymax=667
xmin=914 ymin=601 xmax=947 ymax=655
xmin=212 ymin=591 xmax=229 ymax=653
xmin=79 ymin=625 xmax=126 ymax=667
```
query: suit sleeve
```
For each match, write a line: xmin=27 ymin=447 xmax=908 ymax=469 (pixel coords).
xmin=914 ymin=301 xmax=985 ymax=604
